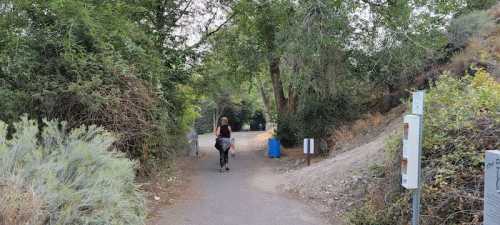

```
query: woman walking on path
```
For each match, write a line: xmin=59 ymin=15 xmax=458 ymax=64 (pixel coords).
xmin=215 ymin=117 xmax=232 ymax=172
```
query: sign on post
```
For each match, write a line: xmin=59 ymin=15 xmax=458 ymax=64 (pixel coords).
xmin=402 ymin=91 xmax=425 ymax=225
xmin=303 ymin=138 xmax=314 ymax=154
xmin=304 ymin=138 xmax=314 ymax=166
xmin=484 ymin=150 xmax=500 ymax=225
xmin=402 ymin=115 xmax=422 ymax=189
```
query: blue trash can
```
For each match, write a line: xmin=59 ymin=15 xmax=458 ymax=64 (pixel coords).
xmin=268 ymin=138 xmax=281 ymax=158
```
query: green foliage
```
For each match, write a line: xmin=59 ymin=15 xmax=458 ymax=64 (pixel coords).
xmin=194 ymin=99 xmax=217 ymax=134
xmin=274 ymin=77 xmax=369 ymax=150
xmin=0 ymin=0 xmax=195 ymax=167
xmin=447 ymin=4 xmax=500 ymax=78
xmin=275 ymin=113 xmax=301 ymax=148
xmin=220 ymin=100 xmax=254 ymax=131
xmin=300 ymin=93 xmax=363 ymax=137
xmin=346 ymin=195 xmax=411 ymax=225
xmin=458 ymin=0 xmax=499 ymax=15
xmin=384 ymin=134 xmax=402 ymax=163
xmin=0 ymin=117 xmax=145 ymax=225
xmin=348 ymin=70 xmax=499 ymax=225
xmin=282 ymin=92 xmax=364 ymax=153
xmin=200 ymin=0 xmax=467 ymax=148
xmin=346 ymin=204 xmax=381 ymax=225
xmin=249 ymin=110 xmax=267 ymax=131
xmin=368 ymin=163 xmax=386 ymax=178
xmin=447 ymin=11 xmax=495 ymax=49
xmin=194 ymin=93 xmax=265 ymax=133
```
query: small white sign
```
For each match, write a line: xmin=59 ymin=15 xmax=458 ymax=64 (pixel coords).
xmin=484 ymin=150 xmax=500 ymax=225
xmin=303 ymin=138 xmax=314 ymax=154
xmin=412 ymin=91 xmax=425 ymax=116
xmin=402 ymin=115 xmax=422 ymax=189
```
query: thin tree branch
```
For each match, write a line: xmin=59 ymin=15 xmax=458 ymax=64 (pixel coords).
xmin=174 ymin=0 xmax=194 ymax=24
xmin=360 ymin=0 xmax=385 ymax=7
xmin=187 ymin=12 xmax=237 ymax=50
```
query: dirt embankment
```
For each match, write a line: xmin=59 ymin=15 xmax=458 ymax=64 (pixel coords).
xmin=284 ymin=107 xmax=405 ymax=224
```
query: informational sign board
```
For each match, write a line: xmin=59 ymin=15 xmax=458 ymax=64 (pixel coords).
xmin=484 ymin=150 xmax=500 ymax=225
xmin=402 ymin=115 xmax=422 ymax=189
xmin=303 ymin=138 xmax=314 ymax=154
xmin=412 ymin=91 xmax=425 ymax=115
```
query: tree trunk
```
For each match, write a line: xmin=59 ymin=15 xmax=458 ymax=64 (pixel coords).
xmin=288 ymin=85 xmax=298 ymax=113
xmin=269 ymin=55 xmax=287 ymax=115
xmin=287 ymin=59 xmax=300 ymax=113
xmin=257 ymin=77 xmax=272 ymax=121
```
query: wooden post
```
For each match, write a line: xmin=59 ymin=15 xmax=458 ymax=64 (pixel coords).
xmin=306 ymin=146 xmax=311 ymax=166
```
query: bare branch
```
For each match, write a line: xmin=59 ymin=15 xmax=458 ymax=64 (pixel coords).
xmin=359 ymin=0 xmax=386 ymax=7
xmin=187 ymin=12 xmax=236 ymax=50
xmin=174 ymin=0 xmax=194 ymax=24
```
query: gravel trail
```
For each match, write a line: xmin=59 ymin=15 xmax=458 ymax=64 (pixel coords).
xmin=154 ymin=132 xmax=329 ymax=225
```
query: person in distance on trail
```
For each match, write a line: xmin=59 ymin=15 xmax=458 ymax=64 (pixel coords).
xmin=215 ymin=117 xmax=232 ymax=172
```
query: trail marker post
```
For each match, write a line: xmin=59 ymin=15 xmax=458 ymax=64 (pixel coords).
xmin=402 ymin=91 xmax=424 ymax=225
xmin=484 ymin=150 xmax=500 ymax=225
xmin=304 ymin=138 xmax=314 ymax=166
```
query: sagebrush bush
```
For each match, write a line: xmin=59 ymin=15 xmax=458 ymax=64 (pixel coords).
xmin=348 ymin=70 xmax=499 ymax=225
xmin=0 ymin=117 xmax=145 ymax=225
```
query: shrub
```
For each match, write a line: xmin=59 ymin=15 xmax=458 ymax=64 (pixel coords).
xmin=275 ymin=113 xmax=301 ymax=148
xmin=348 ymin=70 xmax=499 ymax=225
xmin=276 ymin=92 xmax=364 ymax=152
xmin=0 ymin=1 xmax=188 ymax=170
xmin=0 ymin=117 xmax=145 ymax=225
xmin=447 ymin=11 xmax=494 ymax=50
xmin=446 ymin=3 xmax=500 ymax=79
xmin=250 ymin=110 xmax=267 ymax=131
xmin=346 ymin=196 xmax=410 ymax=225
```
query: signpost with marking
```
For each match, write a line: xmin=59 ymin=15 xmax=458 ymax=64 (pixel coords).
xmin=484 ymin=150 xmax=500 ymax=225
xmin=304 ymin=138 xmax=314 ymax=166
xmin=402 ymin=91 xmax=425 ymax=225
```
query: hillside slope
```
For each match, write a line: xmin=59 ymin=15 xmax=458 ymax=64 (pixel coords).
xmin=284 ymin=108 xmax=404 ymax=224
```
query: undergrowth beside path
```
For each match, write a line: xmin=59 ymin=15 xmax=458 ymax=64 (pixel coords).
xmin=0 ymin=117 xmax=145 ymax=225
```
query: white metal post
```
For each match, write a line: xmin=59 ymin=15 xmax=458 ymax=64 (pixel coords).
xmin=411 ymin=91 xmax=424 ymax=225
xmin=484 ymin=150 xmax=500 ymax=225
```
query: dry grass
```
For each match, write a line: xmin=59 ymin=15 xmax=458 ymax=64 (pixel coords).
xmin=0 ymin=180 xmax=46 ymax=225
xmin=255 ymin=130 xmax=274 ymax=143
xmin=488 ymin=2 xmax=500 ymax=18
xmin=447 ymin=4 xmax=500 ymax=79
xmin=351 ymin=119 xmax=370 ymax=136
xmin=367 ymin=112 xmax=383 ymax=127
xmin=333 ymin=126 xmax=354 ymax=142
xmin=333 ymin=112 xmax=386 ymax=144
xmin=280 ymin=147 xmax=305 ymax=159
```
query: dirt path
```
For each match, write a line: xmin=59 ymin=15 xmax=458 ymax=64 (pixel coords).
xmin=152 ymin=132 xmax=329 ymax=225
xmin=285 ymin=114 xmax=403 ymax=224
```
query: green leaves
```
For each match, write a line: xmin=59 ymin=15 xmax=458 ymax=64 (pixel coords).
xmin=0 ymin=0 xmax=197 ymax=166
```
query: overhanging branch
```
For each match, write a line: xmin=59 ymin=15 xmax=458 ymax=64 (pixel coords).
xmin=187 ymin=12 xmax=236 ymax=50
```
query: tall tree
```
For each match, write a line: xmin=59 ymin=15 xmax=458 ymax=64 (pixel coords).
xmin=230 ymin=0 xmax=296 ymax=115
